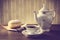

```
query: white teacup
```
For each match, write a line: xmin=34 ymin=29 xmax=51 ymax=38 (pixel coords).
xmin=25 ymin=25 xmax=38 ymax=34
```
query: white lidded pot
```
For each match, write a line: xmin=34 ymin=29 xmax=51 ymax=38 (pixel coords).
xmin=34 ymin=4 xmax=55 ymax=32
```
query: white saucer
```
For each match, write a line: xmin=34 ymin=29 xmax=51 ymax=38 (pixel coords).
xmin=22 ymin=29 xmax=44 ymax=36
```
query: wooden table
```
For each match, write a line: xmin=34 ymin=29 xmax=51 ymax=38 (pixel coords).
xmin=0 ymin=25 xmax=60 ymax=40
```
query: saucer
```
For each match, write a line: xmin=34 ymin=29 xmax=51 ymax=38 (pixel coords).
xmin=22 ymin=29 xmax=44 ymax=36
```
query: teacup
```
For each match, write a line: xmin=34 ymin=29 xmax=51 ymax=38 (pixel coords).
xmin=26 ymin=25 xmax=38 ymax=34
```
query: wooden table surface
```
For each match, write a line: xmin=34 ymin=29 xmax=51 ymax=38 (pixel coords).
xmin=0 ymin=25 xmax=60 ymax=40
